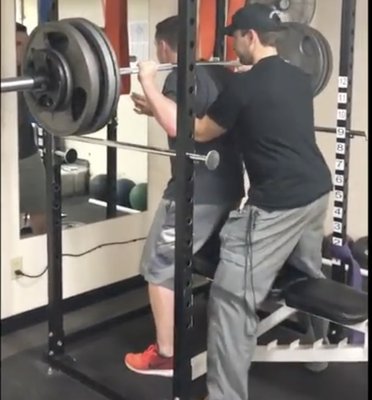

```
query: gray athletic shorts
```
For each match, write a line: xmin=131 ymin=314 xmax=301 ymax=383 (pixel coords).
xmin=19 ymin=151 xmax=47 ymax=214
xmin=140 ymin=198 xmax=236 ymax=290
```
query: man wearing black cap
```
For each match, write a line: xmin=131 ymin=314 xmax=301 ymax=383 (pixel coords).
xmin=192 ymin=3 xmax=333 ymax=400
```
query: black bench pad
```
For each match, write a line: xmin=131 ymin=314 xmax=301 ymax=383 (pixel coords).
xmin=192 ymin=255 xmax=368 ymax=326
xmin=284 ymin=278 xmax=368 ymax=325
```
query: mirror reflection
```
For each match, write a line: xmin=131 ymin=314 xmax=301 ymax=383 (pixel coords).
xmin=17 ymin=0 xmax=149 ymax=239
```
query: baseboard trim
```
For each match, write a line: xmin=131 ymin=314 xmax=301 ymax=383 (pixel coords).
xmin=1 ymin=275 xmax=145 ymax=336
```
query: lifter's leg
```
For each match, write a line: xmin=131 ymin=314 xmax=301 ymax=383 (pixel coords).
xmin=125 ymin=202 xmax=233 ymax=377
xmin=149 ymin=283 xmax=174 ymax=357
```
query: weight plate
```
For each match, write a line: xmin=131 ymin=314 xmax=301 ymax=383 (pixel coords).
xmin=27 ymin=49 xmax=73 ymax=111
xmin=23 ymin=21 xmax=100 ymax=137
xmin=63 ymin=18 xmax=120 ymax=134
xmin=312 ymin=28 xmax=333 ymax=95
xmin=276 ymin=22 xmax=327 ymax=96
xmin=249 ymin=0 xmax=316 ymax=25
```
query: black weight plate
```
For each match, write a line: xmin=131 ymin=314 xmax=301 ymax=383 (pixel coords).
xmin=23 ymin=21 xmax=100 ymax=137
xmin=248 ymin=0 xmax=316 ymax=24
xmin=63 ymin=18 xmax=120 ymax=134
xmin=312 ymin=28 xmax=333 ymax=95
xmin=311 ymin=31 xmax=328 ymax=96
xmin=276 ymin=22 xmax=326 ymax=96
xmin=351 ymin=237 xmax=368 ymax=270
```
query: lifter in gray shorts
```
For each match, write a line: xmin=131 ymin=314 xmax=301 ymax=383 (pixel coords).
xmin=17 ymin=23 xmax=46 ymax=235
xmin=124 ymin=16 xmax=244 ymax=377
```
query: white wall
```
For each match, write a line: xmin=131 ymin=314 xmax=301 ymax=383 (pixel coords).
xmin=311 ymin=0 xmax=368 ymax=238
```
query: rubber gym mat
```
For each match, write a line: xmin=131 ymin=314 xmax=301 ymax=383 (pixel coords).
xmin=1 ymin=347 xmax=107 ymax=400
xmin=62 ymin=297 xmax=209 ymax=400
xmin=2 ymin=296 xmax=367 ymax=400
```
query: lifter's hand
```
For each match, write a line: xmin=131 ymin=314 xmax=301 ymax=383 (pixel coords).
xmin=130 ymin=92 xmax=153 ymax=116
xmin=137 ymin=61 xmax=158 ymax=84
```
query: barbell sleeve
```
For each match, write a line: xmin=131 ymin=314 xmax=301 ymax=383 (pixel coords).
xmin=66 ymin=136 xmax=220 ymax=171
xmin=55 ymin=148 xmax=78 ymax=164
xmin=1 ymin=75 xmax=48 ymax=93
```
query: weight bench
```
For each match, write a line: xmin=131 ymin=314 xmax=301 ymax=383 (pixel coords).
xmin=190 ymin=235 xmax=368 ymax=379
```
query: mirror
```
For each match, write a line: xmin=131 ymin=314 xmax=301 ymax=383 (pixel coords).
xmin=17 ymin=0 xmax=150 ymax=238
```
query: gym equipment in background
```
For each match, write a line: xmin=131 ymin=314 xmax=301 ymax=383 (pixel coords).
xmin=351 ymin=236 xmax=368 ymax=270
xmin=129 ymin=183 xmax=148 ymax=211
xmin=276 ymin=22 xmax=333 ymax=96
xmin=116 ymin=178 xmax=136 ymax=207
xmin=249 ymin=0 xmax=316 ymax=24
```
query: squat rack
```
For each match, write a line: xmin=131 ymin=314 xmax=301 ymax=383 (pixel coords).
xmin=43 ymin=0 xmax=198 ymax=399
xmin=41 ymin=1 xmax=359 ymax=400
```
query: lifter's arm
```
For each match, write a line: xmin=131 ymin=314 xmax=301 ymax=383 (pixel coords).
xmin=194 ymin=116 xmax=227 ymax=142
xmin=138 ymin=61 xmax=177 ymax=138
xmin=194 ymin=75 xmax=246 ymax=142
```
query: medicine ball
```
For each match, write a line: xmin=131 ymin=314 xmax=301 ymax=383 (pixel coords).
xmin=90 ymin=174 xmax=107 ymax=201
xmin=116 ymin=178 xmax=135 ymax=207
xmin=129 ymin=183 xmax=147 ymax=211
xmin=351 ymin=236 xmax=368 ymax=270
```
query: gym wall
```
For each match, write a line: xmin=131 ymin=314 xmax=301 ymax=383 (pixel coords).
xmin=1 ymin=0 xmax=177 ymax=319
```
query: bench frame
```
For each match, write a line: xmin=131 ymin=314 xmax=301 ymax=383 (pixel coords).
xmin=190 ymin=297 xmax=368 ymax=380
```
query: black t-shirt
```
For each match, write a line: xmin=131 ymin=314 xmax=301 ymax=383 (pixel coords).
xmin=162 ymin=66 xmax=244 ymax=205
xmin=207 ymin=55 xmax=333 ymax=209
xmin=18 ymin=93 xmax=38 ymax=160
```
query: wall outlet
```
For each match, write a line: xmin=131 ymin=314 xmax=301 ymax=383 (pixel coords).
xmin=11 ymin=257 xmax=23 ymax=279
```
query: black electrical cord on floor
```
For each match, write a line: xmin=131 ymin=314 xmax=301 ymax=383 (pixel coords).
xmin=15 ymin=237 xmax=147 ymax=279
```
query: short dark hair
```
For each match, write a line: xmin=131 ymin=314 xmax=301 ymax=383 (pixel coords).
xmin=155 ymin=16 xmax=178 ymax=51
xmin=256 ymin=30 xmax=282 ymax=46
xmin=241 ymin=29 xmax=282 ymax=47
xmin=16 ymin=22 xmax=27 ymax=33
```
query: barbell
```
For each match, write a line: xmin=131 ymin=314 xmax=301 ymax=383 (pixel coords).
xmin=1 ymin=17 xmax=238 ymax=138
xmin=1 ymin=18 xmax=242 ymax=170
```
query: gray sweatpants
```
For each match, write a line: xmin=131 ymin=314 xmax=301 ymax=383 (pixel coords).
xmin=207 ymin=193 xmax=329 ymax=400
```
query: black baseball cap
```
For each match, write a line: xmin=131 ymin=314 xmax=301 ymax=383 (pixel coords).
xmin=224 ymin=3 xmax=286 ymax=36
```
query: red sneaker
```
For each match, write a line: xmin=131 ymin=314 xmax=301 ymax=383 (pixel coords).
xmin=124 ymin=344 xmax=173 ymax=377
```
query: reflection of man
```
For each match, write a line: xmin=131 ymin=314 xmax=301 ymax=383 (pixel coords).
xmin=17 ymin=23 xmax=47 ymax=235
xmin=124 ymin=16 xmax=244 ymax=377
